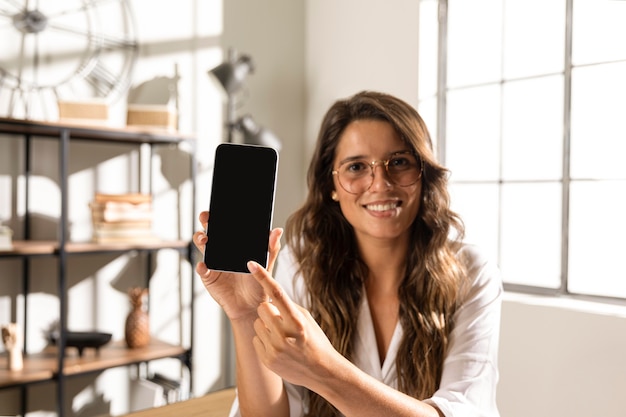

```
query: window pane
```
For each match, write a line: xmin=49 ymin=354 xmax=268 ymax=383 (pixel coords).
xmin=449 ymin=183 xmax=500 ymax=264
xmin=432 ymin=0 xmax=626 ymax=302
xmin=501 ymin=75 xmax=563 ymax=181
xmin=503 ymin=0 xmax=565 ymax=79
xmin=446 ymin=85 xmax=501 ymax=181
xmin=570 ymin=62 xmax=626 ymax=180
xmin=568 ymin=180 xmax=626 ymax=298
xmin=417 ymin=97 xmax=438 ymax=154
xmin=447 ymin=0 xmax=503 ymax=87
xmin=418 ymin=0 xmax=439 ymax=100
xmin=500 ymin=182 xmax=562 ymax=288
xmin=572 ymin=0 xmax=626 ymax=65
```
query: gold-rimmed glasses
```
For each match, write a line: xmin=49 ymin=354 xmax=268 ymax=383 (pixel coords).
xmin=332 ymin=151 xmax=423 ymax=194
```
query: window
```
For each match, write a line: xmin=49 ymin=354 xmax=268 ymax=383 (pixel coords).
xmin=418 ymin=0 xmax=626 ymax=301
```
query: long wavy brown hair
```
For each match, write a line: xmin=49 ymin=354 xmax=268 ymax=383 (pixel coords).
xmin=284 ymin=91 xmax=467 ymax=416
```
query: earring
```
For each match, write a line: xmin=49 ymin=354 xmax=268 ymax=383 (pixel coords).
xmin=331 ymin=191 xmax=338 ymax=201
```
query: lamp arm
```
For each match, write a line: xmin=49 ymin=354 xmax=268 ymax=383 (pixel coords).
xmin=225 ymin=92 xmax=237 ymax=143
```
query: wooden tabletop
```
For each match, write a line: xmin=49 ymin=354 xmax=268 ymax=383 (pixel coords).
xmin=121 ymin=387 xmax=236 ymax=417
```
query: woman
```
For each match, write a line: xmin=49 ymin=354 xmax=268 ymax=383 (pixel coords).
xmin=193 ymin=91 xmax=502 ymax=417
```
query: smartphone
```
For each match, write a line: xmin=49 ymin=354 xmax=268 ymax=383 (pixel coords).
xmin=204 ymin=143 xmax=279 ymax=273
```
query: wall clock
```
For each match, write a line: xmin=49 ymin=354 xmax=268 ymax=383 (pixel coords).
xmin=0 ymin=0 xmax=138 ymax=121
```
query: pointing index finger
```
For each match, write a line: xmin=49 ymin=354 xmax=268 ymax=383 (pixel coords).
xmin=247 ymin=261 xmax=293 ymax=313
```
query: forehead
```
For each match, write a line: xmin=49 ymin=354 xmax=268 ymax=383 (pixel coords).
xmin=335 ymin=119 xmax=406 ymax=160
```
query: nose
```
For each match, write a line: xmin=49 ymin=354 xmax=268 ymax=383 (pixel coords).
xmin=368 ymin=161 xmax=392 ymax=191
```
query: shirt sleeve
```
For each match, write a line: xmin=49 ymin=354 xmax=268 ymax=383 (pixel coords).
xmin=424 ymin=244 xmax=503 ymax=417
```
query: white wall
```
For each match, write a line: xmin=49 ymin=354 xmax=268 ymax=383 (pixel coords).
xmin=305 ymin=0 xmax=421 ymax=159
xmin=221 ymin=0 xmax=307 ymax=229
xmin=499 ymin=293 xmax=626 ymax=417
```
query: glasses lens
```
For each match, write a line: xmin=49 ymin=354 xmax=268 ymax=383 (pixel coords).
xmin=387 ymin=153 xmax=421 ymax=186
xmin=335 ymin=152 xmax=422 ymax=194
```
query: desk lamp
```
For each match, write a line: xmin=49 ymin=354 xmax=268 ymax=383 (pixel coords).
xmin=208 ymin=49 xmax=281 ymax=150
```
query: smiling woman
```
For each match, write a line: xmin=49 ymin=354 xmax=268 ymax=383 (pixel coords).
xmin=194 ymin=90 xmax=503 ymax=417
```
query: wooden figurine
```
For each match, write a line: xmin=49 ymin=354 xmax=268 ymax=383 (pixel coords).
xmin=125 ymin=287 xmax=150 ymax=348
xmin=2 ymin=323 xmax=24 ymax=371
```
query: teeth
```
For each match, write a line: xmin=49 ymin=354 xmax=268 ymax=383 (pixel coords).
xmin=366 ymin=202 xmax=398 ymax=211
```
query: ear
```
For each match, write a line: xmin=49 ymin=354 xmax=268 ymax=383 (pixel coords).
xmin=331 ymin=191 xmax=339 ymax=201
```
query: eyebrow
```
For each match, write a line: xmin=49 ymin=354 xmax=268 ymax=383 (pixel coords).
xmin=336 ymin=149 xmax=413 ymax=166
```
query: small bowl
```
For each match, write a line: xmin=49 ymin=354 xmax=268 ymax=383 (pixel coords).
xmin=49 ymin=331 xmax=113 ymax=357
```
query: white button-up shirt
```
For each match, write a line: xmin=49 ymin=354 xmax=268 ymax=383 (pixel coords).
xmin=229 ymin=242 xmax=502 ymax=417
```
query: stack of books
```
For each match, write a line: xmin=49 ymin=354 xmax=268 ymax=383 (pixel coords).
xmin=90 ymin=193 xmax=157 ymax=244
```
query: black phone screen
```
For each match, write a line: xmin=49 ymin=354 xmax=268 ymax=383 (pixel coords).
xmin=204 ymin=143 xmax=278 ymax=273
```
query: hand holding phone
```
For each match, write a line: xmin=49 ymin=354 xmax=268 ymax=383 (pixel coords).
xmin=204 ymin=143 xmax=278 ymax=273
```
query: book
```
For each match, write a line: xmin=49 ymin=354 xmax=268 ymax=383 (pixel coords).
xmin=90 ymin=193 xmax=157 ymax=243
xmin=94 ymin=193 xmax=152 ymax=204
xmin=90 ymin=202 xmax=153 ymax=223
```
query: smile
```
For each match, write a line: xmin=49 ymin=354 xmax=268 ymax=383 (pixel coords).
xmin=365 ymin=201 xmax=400 ymax=212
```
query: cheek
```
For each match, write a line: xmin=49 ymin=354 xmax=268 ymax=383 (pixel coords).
xmin=334 ymin=193 xmax=360 ymax=222
xmin=336 ymin=192 xmax=359 ymax=211
xmin=405 ymin=184 xmax=423 ymax=215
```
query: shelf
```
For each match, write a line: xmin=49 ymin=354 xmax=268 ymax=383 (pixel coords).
xmin=0 ymin=117 xmax=197 ymax=415
xmin=59 ymin=339 xmax=188 ymax=376
xmin=0 ymin=240 xmax=58 ymax=256
xmin=0 ymin=358 xmax=54 ymax=388
xmin=0 ymin=240 xmax=191 ymax=257
xmin=0 ymin=340 xmax=187 ymax=388
xmin=0 ymin=117 xmax=195 ymax=146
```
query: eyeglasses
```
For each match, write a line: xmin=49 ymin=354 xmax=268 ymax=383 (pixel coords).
xmin=332 ymin=151 xmax=423 ymax=194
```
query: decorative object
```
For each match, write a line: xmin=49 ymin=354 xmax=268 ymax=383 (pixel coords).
xmin=0 ymin=225 xmax=13 ymax=251
xmin=1 ymin=323 xmax=23 ymax=371
xmin=126 ymin=104 xmax=177 ymax=131
xmin=125 ymin=287 xmax=150 ymax=348
xmin=57 ymin=99 xmax=110 ymax=126
xmin=208 ymin=48 xmax=282 ymax=150
xmin=0 ymin=0 xmax=138 ymax=121
xmin=126 ymin=70 xmax=180 ymax=131
xmin=48 ymin=330 xmax=113 ymax=357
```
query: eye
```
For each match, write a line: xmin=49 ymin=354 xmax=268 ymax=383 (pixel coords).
xmin=388 ymin=155 xmax=415 ymax=171
xmin=343 ymin=160 xmax=369 ymax=176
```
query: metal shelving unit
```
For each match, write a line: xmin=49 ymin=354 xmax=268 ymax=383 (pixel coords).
xmin=0 ymin=117 xmax=197 ymax=416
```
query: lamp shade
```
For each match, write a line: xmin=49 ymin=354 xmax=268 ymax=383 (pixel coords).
xmin=238 ymin=114 xmax=282 ymax=151
xmin=208 ymin=54 xmax=254 ymax=95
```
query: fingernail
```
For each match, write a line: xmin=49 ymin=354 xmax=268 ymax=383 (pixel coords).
xmin=247 ymin=261 xmax=258 ymax=273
